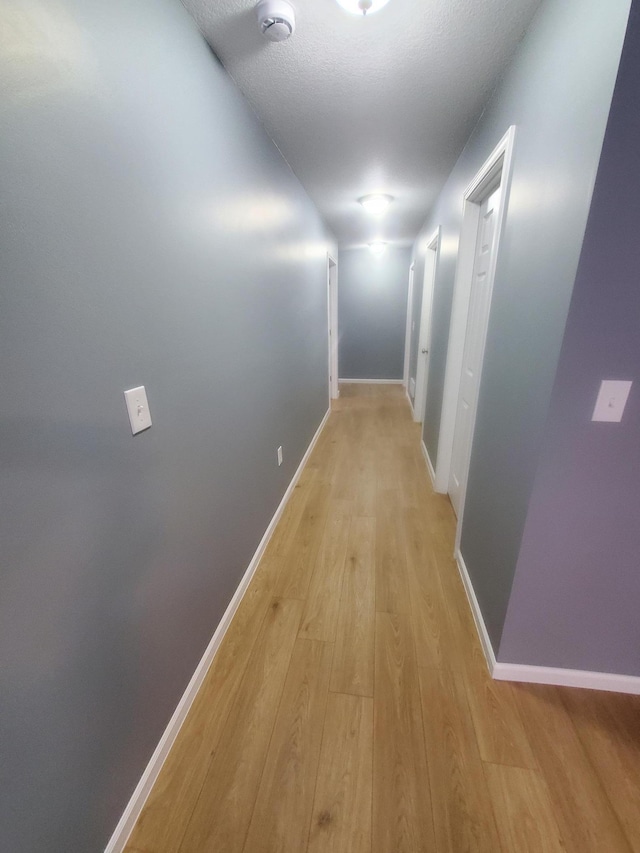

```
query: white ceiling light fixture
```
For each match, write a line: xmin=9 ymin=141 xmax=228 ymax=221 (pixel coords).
xmin=335 ymin=0 xmax=391 ymax=16
xmin=369 ymin=241 xmax=387 ymax=256
xmin=256 ymin=0 xmax=296 ymax=41
xmin=359 ymin=193 xmax=393 ymax=216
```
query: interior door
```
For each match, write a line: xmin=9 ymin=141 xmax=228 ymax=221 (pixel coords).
xmin=449 ymin=185 xmax=501 ymax=515
xmin=413 ymin=240 xmax=438 ymax=423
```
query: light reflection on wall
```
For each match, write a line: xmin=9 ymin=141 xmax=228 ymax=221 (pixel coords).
xmin=275 ymin=241 xmax=330 ymax=263
xmin=209 ymin=194 xmax=296 ymax=234
xmin=0 ymin=0 xmax=96 ymax=103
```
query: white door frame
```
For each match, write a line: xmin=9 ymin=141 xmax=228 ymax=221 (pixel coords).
xmin=403 ymin=263 xmax=415 ymax=392
xmin=327 ymin=254 xmax=339 ymax=401
xmin=435 ymin=126 xmax=516 ymax=526
xmin=413 ymin=228 xmax=440 ymax=424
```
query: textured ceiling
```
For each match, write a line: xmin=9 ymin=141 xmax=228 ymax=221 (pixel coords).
xmin=182 ymin=0 xmax=543 ymax=247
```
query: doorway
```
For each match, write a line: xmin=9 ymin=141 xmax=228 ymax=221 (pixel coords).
xmin=413 ymin=228 xmax=440 ymax=425
xmin=436 ymin=126 xmax=516 ymax=524
xmin=403 ymin=263 xmax=415 ymax=393
xmin=327 ymin=255 xmax=339 ymax=401
xmin=448 ymin=186 xmax=501 ymax=514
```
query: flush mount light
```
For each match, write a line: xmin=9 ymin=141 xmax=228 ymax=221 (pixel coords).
xmin=335 ymin=0 xmax=391 ymax=15
xmin=359 ymin=193 xmax=393 ymax=216
xmin=369 ymin=241 xmax=387 ymax=256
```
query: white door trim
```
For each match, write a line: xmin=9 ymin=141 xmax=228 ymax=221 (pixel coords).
xmin=403 ymin=263 xmax=415 ymax=390
xmin=327 ymin=254 xmax=339 ymax=401
xmin=435 ymin=126 xmax=516 ymax=508
xmin=413 ymin=227 xmax=440 ymax=424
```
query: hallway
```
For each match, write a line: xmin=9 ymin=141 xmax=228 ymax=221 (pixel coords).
xmin=126 ymin=384 xmax=640 ymax=853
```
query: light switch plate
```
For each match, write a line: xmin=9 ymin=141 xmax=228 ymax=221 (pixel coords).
xmin=124 ymin=386 xmax=152 ymax=435
xmin=591 ymin=379 xmax=632 ymax=423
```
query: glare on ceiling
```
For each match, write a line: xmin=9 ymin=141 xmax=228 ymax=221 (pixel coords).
xmin=359 ymin=193 xmax=393 ymax=216
xmin=369 ymin=241 xmax=387 ymax=256
xmin=335 ymin=0 xmax=391 ymax=16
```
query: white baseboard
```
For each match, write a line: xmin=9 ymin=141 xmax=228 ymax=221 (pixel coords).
xmin=420 ymin=440 xmax=436 ymax=488
xmin=454 ymin=548 xmax=497 ymax=671
xmin=104 ymin=408 xmax=330 ymax=853
xmin=455 ymin=549 xmax=640 ymax=695
xmin=338 ymin=378 xmax=403 ymax=384
xmin=493 ymin=663 xmax=640 ymax=694
xmin=405 ymin=388 xmax=414 ymax=412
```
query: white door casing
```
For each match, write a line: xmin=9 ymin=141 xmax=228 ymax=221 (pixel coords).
xmin=448 ymin=186 xmax=501 ymax=513
xmin=403 ymin=264 xmax=415 ymax=391
xmin=413 ymin=228 xmax=440 ymax=424
xmin=327 ymin=254 xmax=339 ymax=401
xmin=435 ymin=126 xmax=516 ymax=521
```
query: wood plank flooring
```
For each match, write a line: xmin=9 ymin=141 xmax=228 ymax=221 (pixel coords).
xmin=126 ymin=383 xmax=640 ymax=853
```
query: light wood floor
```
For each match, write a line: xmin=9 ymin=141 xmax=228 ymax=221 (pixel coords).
xmin=126 ymin=384 xmax=640 ymax=853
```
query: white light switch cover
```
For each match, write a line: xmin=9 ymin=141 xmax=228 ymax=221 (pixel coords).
xmin=591 ymin=379 xmax=632 ymax=423
xmin=124 ymin=386 xmax=152 ymax=434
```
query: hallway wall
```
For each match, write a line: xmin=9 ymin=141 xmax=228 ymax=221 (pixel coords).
xmin=411 ymin=0 xmax=631 ymax=650
xmin=499 ymin=2 xmax=640 ymax=675
xmin=338 ymin=246 xmax=411 ymax=380
xmin=0 ymin=1 xmax=334 ymax=851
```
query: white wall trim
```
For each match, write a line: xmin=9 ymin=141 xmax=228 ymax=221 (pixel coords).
xmin=339 ymin=378 xmax=403 ymax=384
xmin=403 ymin=263 xmax=415 ymax=388
xmin=413 ymin=227 xmax=440 ymax=425
xmin=327 ymin=254 xmax=339 ymax=401
xmin=405 ymin=388 xmax=414 ymax=414
xmin=436 ymin=125 xmax=517 ymax=498
xmin=493 ymin=663 xmax=640 ymax=695
xmin=453 ymin=125 xmax=517 ymax=553
xmin=420 ymin=439 xmax=436 ymax=489
xmin=104 ymin=408 xmax=331 ymax=853
xmin=454 ymin=548 xmax=497 ymax=671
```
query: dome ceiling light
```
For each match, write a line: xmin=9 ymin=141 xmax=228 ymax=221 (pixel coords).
xmin=359 ymin=193 xmax=393 ymax=216
xmin=335 ymin=0 xmax=391 ymax=15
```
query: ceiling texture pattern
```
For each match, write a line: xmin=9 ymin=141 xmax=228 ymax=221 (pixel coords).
xmin=182 ymin=0 xmax=543 ymax=247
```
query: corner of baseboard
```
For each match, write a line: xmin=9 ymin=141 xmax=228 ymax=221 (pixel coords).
xmin=420 ymin=440 xmax=436 ymax=488
xmin=454 ymin=549 xmax=497 ymax=672
xmin=454 ymin=550 xmax=640 ymax=695
xmin=492 ymin=661 xmax=640 ymax=695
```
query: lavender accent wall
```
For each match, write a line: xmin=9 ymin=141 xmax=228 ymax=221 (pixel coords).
xmin=499 ymin=3 xmax=640 ymax=674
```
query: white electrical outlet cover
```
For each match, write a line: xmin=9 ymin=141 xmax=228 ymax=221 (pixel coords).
xmin=591 ymin=379 xmax=632 ymax=423
xmin=124 ymin=386 xmax=152 ymax=435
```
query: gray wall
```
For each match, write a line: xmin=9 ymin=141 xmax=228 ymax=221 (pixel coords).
xmin=499 ymin=3 xmax=640 ymax=674
xmin=411 ymin=0 xmax=631 ymax=649
xmin=0 ymin=2 xmax=334 ymax=851
xmin=338 ymin=247 xmax=411 ymax=380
